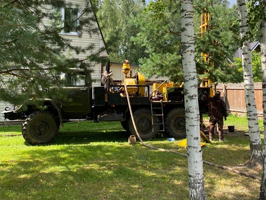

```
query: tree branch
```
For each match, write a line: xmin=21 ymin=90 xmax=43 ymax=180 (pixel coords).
xmin=168 ymin=27 xmax=181 ymax=36
xmin=4 ymin=0 xmax=20 ymax=8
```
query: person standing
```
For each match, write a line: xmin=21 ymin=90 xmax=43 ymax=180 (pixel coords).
xmin=208 ymin=91 xmax=227 ymax=141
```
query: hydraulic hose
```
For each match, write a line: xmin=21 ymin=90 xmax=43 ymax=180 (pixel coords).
xmin=124 ymin=84 xmax=260 ymax=180
xmin=124 ymin=84 xmax=187 ymax=156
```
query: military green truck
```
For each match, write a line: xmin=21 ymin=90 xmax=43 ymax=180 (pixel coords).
xmin=3 ymin=64 xmax=210 ymax=145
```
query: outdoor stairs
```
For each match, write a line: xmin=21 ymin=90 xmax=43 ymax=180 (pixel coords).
xmin=150 ymin=100 xmax=165 ymax=133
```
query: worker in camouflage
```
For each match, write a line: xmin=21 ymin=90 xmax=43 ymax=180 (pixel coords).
xmin=208 ymin=91 xmax=227 ymax=141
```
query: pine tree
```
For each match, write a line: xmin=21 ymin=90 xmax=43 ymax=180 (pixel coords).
xmin=195 ymin=0 xmax=240 ymax=83
xmin=0 ymin=0 xmax=103 ymax=105
xmin=132 ymin=0 xmax=240 ymax=83
xmin=131 ymin=0 xmax=183 ymax=82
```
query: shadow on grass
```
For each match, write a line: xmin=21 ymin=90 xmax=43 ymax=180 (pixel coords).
xmin=0 ymin=126 xmax=261 ymax=199
xmin=54 ymin=130 xmax=130 ymax=144
xmin=0 ymin=140 xmax=191 ymax=200
xmin=1 ymin=140 xmax=260 ymax=200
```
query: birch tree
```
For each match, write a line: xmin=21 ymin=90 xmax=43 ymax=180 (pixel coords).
xmin=259 ymin=0 xmax=266 ymax=198
xmin=180 ymin=0 xmax=207 ymax=199
xmin=237 ymin=0 xmax=263 ymax=164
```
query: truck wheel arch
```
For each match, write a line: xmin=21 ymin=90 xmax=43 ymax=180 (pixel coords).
xmin=43 ymin=100 xmax=63 ymax=127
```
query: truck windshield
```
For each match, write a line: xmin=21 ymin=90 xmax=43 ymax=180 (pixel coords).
xmin=60 ymin=70 xmax=91 ymax=87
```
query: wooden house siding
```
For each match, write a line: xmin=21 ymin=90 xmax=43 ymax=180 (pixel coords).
xmin=42 ymin=0 xmax=107 ymax=87
xmin=0 ymin=0 xmax=107 ymax=119
xmin=106 ymin=63 xmax=169 ymax=82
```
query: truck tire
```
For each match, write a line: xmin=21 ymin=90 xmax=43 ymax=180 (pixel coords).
xmin=121 ymin=121 xmax=129 ymax=131
xmin=127 ymin=108 xmax=159 ymax=140
xmin=165 ymin=108 xmax=186 ymax=138
xmin=22 ymin=111 xmax=59 ymax=145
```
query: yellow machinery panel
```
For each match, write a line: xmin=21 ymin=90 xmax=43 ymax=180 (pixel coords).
xmin=152 ymin=82 xmax=174 ymax=93
xmin=123 ymin=78 xmax=138 ymax=96
xmin=152 ymin=82 xmax=174 ymax=101
xmin=137 ymin=73 xmax=145 ymax=97
xmin=121 ymin=60 xmax=146 ymax=97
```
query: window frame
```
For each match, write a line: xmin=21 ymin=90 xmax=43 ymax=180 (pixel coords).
xmin=59 ymin=7 xmax=81 ymax=36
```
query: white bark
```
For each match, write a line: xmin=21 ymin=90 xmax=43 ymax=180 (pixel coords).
xmin=237 ymin=0 xmax=263 ymax=164
xmin=260 ymin=0 xmax=266 ymax=199
xmin=180 ymin=0 xmax=207 ymax=199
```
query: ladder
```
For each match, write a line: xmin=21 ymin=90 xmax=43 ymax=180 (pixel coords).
xmin=150 ymin=100 xmax=165 ymax=133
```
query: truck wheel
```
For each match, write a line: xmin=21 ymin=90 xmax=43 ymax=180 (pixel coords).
xmin=165 ymin=108 xmax=186 ymax=138
xmin=22 ymin=111 xmax=59 ymax=145
xmin=127 ymin=108 xmax=159 ymax=140
xmin=121 ymin=121 xmax=129 ymax=131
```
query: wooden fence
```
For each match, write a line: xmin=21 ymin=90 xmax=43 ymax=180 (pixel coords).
xmin=216 ymin=82 xmax=263 ymax=118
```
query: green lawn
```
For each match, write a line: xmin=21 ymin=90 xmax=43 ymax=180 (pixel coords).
xmin=0 ymin=115 xmax=262 ymax=200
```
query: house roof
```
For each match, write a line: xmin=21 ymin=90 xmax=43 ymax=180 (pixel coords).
xmin=234 ymin=41 xmax=260 ymax=58
xmin=110 ymin=62 xmax=140 ymax=68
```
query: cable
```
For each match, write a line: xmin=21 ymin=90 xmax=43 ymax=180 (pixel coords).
xmin=124 ymin=84 xmax=187 ymax=156
xmin=124 ymin=84 xmax=260 ymax=180
xmin=150 ymin=80 xmax=167 ymax=96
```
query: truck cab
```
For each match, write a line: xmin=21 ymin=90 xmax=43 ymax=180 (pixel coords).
xmin=3 ymin=68 xmax=93 ymax=145
xmin=60 ymin=69 xmax=92 ymax=120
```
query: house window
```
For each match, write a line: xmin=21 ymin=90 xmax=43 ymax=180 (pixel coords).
xmin=60 ymin=7 xmax=80 ymax=35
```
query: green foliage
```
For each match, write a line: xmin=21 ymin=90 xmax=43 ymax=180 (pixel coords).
xmin=132 ymin=1 xmax=182 ymax=82
xmin=0 ymin=0 xmax=103 ymax=105
xmin=96 ymin=0 xmax=146 ymax=64
xmin=246 ymin=0 xmax=266 ymax=41
xmin=96 ymin=0 xmax=240 ymax=83
xmin=132 ymin=0 xmax=240 ymax=83
xmin=194 ymin=1 xmax=240 ymax=83
xmin=234 ymin=52 xmax=262 ymax=82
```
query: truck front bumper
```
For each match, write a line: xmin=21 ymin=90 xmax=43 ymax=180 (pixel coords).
xmin=2 ymin=107 xmax=23 ymax=120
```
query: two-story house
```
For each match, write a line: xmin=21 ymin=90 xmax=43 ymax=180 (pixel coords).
xmin=0 ymin=0 xmax=108 ymax=120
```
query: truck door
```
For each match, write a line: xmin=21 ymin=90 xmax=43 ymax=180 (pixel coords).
xmin=61 ymin=70 xmax=92 ymax=118
xmin=62 ymin=86 xmax=91 ymax=114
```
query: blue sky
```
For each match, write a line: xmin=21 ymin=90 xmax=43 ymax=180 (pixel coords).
xmin=228 ymin=0 xmax=237 ymax=7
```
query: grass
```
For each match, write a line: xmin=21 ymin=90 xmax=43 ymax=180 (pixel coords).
xmin=0 ymin=115 xmax=263 ymax=200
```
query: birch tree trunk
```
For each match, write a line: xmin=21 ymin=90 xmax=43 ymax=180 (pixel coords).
xmin=180 ymin=0 xmax=207 ymax=199
xmin=237 ymin=0 xmax=263 ymax=164
xmin=259 ymin=0 xmax=266 ymax=199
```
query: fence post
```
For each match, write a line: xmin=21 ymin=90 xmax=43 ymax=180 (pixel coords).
xmin=223 ymin=84 xmax=228 ymax=110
